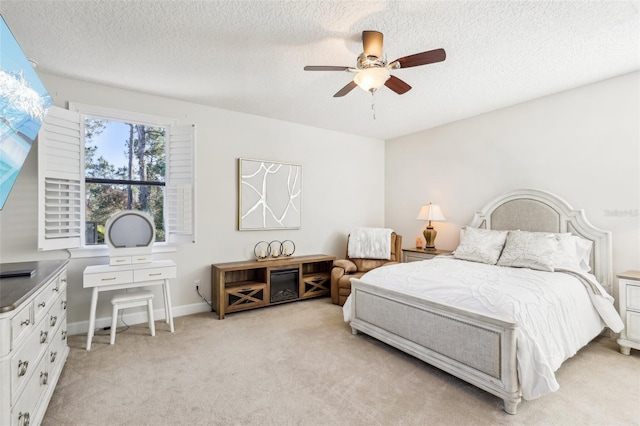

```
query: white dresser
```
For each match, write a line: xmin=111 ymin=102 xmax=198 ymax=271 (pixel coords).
xmin=0 ymin=260 xmax=69 ymax=426
xmin=617 ymin=270 xmax=640 ymax=355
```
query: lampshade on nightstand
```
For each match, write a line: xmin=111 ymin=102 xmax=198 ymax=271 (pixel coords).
xmin=416 ymin=203 xmax=446 ymax=249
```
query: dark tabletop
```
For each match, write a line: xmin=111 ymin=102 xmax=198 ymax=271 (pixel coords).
xmin=0 ymin=259 xmax=69 ymax=313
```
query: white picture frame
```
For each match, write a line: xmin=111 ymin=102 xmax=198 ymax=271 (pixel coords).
xmin=238 ymin=158 xmax=302 ymax=230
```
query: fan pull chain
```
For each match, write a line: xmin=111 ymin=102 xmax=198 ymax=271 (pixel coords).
xmin=371 ymin=90 xmax=376 ymax=120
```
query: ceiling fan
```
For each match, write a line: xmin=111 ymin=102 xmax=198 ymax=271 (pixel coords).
xmin=304 ymin=30 xmax=446 ymax=97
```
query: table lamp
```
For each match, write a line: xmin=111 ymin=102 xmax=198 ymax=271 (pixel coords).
xmin=416 ymin=203 xmax=446 ymax=249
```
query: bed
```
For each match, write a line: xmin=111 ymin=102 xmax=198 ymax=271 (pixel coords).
xmin=344 ymin=189 xmax=623 ymax=414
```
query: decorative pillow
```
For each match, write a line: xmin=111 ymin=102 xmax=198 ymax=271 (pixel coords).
xmin=497 ymin=230 xmax=559 ymax=272
xmin=553 ymin=234 xmax=593 ymax=272
xmin=453 ymin=227 xmax=508 ymax=265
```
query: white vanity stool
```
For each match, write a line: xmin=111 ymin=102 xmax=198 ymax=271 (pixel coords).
xmin=110 ymin=291 xmax=155 ymax=344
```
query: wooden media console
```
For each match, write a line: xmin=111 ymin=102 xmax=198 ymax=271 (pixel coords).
xmin=211 ymin=254 xmax=335 ymax=319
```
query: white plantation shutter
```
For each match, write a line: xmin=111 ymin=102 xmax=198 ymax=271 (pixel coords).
xmin=38 ymin=106 xmax=83 ymax=251
xmin=165 ymin=124 xmax=195 ymax=243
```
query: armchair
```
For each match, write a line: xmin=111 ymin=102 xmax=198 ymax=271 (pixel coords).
xmin=331 ymin=231 xmax=402 ymax=306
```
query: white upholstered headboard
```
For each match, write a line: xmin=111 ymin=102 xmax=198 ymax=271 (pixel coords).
xmin=469 ymin=189 xmax=613 ymax=292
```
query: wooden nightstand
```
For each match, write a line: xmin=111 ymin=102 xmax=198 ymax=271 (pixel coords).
xmin=402 ymin=248 xmax=453 ymax=262
xmin=617 ymin=270 xmax=640 ymax=355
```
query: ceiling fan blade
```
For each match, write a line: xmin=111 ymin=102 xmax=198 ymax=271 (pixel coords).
xmin=385 ymin=75 xmax=412 ymax=95
xmin=333 ymin=81 xmax=358 ymax=97
xmin=391 ymin=48 xmax=446 ymax=68
xmin=362 ymin=30 xmax=383 ymax=58
xmin=304 ymin=66 xmax=350 ymax=71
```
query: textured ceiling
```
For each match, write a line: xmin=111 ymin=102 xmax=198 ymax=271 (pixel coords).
xmin=1 ymin=1 xmax=638 ymax=140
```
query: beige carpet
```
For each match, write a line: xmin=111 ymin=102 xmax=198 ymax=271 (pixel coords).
xmin=44 ymin=298 xmax=640 ymax=426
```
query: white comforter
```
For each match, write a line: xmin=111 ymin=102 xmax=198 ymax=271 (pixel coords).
xmin=343 ymin=256 xmax=623 ymax=400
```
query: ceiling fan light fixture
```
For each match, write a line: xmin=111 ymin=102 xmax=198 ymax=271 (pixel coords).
xmin=354 ymin=67 xmax=390 ymax=93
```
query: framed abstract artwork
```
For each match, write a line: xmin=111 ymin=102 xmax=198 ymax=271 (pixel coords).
xmin=238 ymin=158 xmax=302 ymax=230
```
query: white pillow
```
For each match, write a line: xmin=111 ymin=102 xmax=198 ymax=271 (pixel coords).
xmin=553 ymin=234 xmax=593 ymax=272
xmin=497 ymin=230 xmax=559 ymax=272
xmin=453 ymin=227 xmax=508 ymax=265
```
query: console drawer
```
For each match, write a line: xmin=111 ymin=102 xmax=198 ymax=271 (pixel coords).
xmin=225 ymin=283 xmax=268 ymax=313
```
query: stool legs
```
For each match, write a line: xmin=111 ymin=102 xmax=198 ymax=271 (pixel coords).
xmin=147 ymin=299 xmax=155 ymax=337
xmin=110 ymin=303 xmax=118 ymax=345
xmin=109 ymin=291 xmax=155 ymax=345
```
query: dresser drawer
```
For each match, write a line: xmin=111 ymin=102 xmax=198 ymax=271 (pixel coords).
xmin=10 ymin=304 xmax=33 ymax=349
xmin=33 ymin=279 xmax=58 ymax=324
xmin=134 ymin=266 xmax=176 ymax=282
xmin=47 ymin=292 xmax=64 ymax=331
xmin=625 ymin=281 xmax=640 ymax=311
xmin=84 ymin=270 xmax=134 ymax=287
xmin=11 ymin=317 xmax=48 ymax=404
xmin=48 ymin=315 xmax=67 ymax=375
xmin=11 ymin=354 xmax=47 ymax=426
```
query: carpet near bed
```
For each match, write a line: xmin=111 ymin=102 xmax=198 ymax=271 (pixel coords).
xmin=43 ymin=298 xmax=639 ymax=426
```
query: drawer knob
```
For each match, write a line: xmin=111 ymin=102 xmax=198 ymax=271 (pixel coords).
xmin=62 ymin=300 xmax=67 ymax=310
xmin=101 ymin=277 xmax=117 ymax=281
xmin=149 ymin=272 xmax=162 ymax=276
xmin=38 ymin=301 xmax=46 ymax=308
xmin=40 ymin=371 xmax=49 ymax=385
xmin=50 ymin=315 xmax=58 ymax=327
xmin=20 ymin=319 xmax=30 ymax=327
xmin=40 ymin=330 xmax=49 ymax=344
xmin=61 ymin=330 xmax=68 ymax=341
xmin=18 ymin=412 xmax=30 ymax=426
xmin=50 ymin=351 xmax=57 ymax=363
xmin=18 ymin=360 xmax=29 ymax=377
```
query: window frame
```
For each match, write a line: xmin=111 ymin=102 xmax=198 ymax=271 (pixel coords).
xmin=38 ymin=103 xmax=195 ymax=258
xmin=74 ymin=103 xmax=172 ymax=250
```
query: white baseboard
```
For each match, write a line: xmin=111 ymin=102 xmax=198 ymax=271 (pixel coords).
xmin=67 ymin=301 xmax=213 ymax=336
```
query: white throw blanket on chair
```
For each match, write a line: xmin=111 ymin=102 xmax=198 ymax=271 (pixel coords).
xmin=348 ymin=228 xmax=393 ymax=260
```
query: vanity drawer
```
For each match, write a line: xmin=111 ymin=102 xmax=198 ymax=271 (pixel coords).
xmin=110 ymin=256 xmax=131 ymax=266
xmin=132 ymin=255 xmax=152 ymax=264
xmin=134 ymin=266 xmax=176 ymax=282
xmin=110 ymin=255 xmax=153 ymax=266
xmin=84 ymin=270 xmax=134 ymax=287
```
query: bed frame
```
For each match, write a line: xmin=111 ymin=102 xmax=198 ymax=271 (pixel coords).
xmin=349 ymin=189 xmax=612 ymax=414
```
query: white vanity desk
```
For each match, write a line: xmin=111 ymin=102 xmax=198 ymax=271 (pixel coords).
xmin=83 ymin=259 xmax=176 ymax=350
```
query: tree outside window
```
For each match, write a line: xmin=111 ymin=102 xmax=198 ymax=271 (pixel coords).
xmin=84 ymin=117 xmax=166 ymax=244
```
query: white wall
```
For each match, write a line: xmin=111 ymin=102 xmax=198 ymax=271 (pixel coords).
xmin=386 ymin=72 xmax=640 ymax=295
xmin=0 ymin=73 xmax=386 ymax=329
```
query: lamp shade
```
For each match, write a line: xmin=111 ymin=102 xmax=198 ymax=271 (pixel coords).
xmin=416 ymin=203 xmax=446 ymax=222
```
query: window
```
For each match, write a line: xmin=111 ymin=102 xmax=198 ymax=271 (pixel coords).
xmin=84 ymin=117 xmax=167 ymax=244
xmin=37 ymin=104 xmax=195 ymax=253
